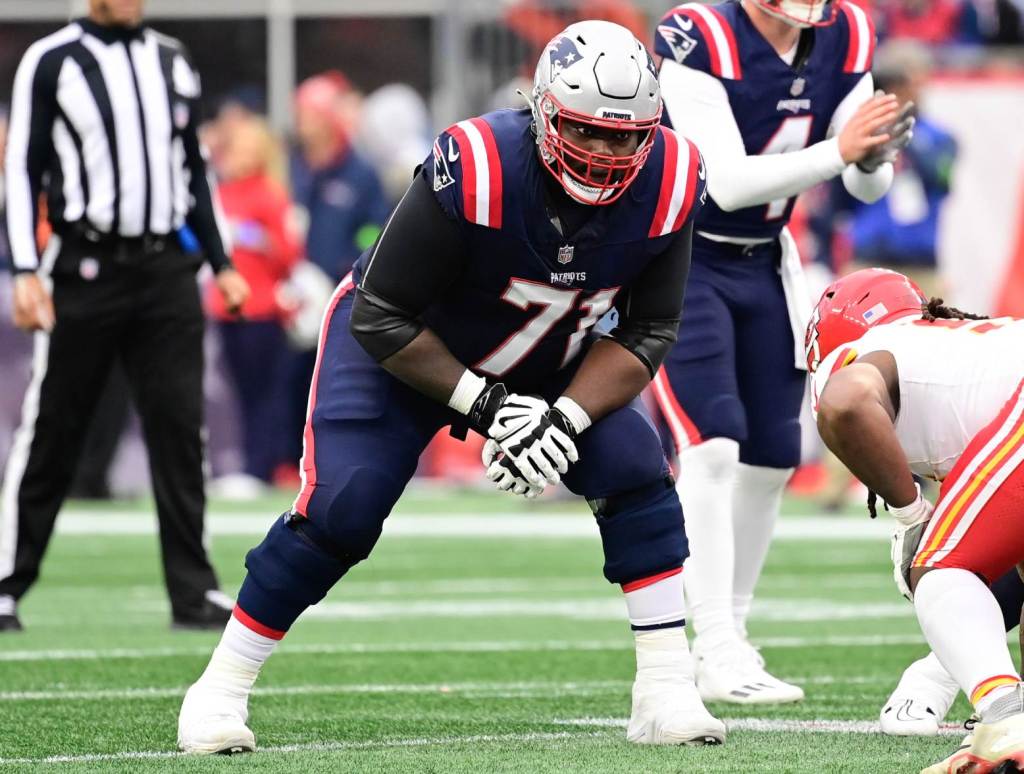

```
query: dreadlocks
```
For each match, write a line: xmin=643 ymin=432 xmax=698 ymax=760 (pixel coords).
xmin=920 ymin=297 xmax=989 ymax=322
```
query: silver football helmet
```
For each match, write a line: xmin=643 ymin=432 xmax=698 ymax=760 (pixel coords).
xmin=529 ymin=20 xmax=662 ymax=205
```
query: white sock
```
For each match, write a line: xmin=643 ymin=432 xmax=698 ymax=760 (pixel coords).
xmin=731 ymin=464 xmax=792 ymax=639
xmin=914 ymin=569 xmax=1021 ymax=714
xmin=198 ymin=613 xmax=281 ymax=694
xmin=622 ymin=568 xmax=686 ymax=629
xmin=675 ymin=438 xmax=740 ymax=648
xmin=634 ymin=626 xmax=695 ymax=682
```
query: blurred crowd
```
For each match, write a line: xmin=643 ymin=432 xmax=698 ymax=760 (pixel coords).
xmin=1 ymin=0 xmax=1023 ymax=503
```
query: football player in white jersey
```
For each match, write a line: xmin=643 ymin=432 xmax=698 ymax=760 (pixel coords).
xmin=809 ymin=268 xmax=1024 ymax=774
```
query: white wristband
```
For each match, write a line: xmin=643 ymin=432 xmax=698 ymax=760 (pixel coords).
xmin=448 ymin=370 xmax=488 ymax=416
xmin=553 ymin=396 xmax=592 ymax=434
xmin=889 ymin=483 xmax=929 ymax=527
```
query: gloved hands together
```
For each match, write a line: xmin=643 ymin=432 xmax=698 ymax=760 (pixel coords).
xmin=857 ymin=92 xmax=915 ymax=173
xmin=470 ymin=385 xmax=579 ymax=494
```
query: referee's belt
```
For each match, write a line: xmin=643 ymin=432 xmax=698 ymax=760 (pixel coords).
xmin=62 ymin=224 xmax=172 ymax=255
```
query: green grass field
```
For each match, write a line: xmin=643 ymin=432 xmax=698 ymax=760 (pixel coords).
xmin=0 ymin=488 xmax=1005 ymax=773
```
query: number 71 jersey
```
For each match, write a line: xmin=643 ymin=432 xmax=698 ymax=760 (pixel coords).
xmin=410 ymin=108 xmax=705 ymax=392
xmin=655 ymin=0 xmax=875 ymax=240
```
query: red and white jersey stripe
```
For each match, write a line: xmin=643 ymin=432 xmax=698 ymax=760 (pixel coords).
xmin=651 ymin=365 xmax=703 ymax=452
xmin=649 ymin=128 xmax=704 ymax=238
xmin=447 ymin=117 xmax=503 ymax=229
xmin=673 ymin=3 xmax=742 ymax=80
xmin=292 ymin=271 xmax=356 ymax=517
xmin=842 ymin=2 xmax=876 ymax=74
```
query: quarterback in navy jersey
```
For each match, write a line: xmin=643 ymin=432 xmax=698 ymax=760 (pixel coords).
xmin=177 ymin=21 xmax=729 ymax=753
xmin=651 ymin=0 xmax=914 ymax=706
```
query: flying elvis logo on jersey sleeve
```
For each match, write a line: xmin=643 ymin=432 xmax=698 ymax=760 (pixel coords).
xmin=655 ymin=4 xmax=742 ymax=80
xmin=427 ymin=118 xmax=504 ymax=229
xmin=657 ymin=12 xmax=699 ymax=64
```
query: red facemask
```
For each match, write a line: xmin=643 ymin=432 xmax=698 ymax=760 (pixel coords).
xmin=538 ymin=93 xmax=661 ymax=205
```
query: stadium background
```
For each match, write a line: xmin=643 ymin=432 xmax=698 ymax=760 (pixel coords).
xmin=2 ymin=1 xmax=1024 ymax=770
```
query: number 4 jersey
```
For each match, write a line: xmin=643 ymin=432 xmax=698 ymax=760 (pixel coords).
xmin=811 ymin=317 xmax=1024 ymax=481
xmin=655 ymin=0 xmax=874 ymax=240
xmin=353 ymin=107 xmax=706 ymax=391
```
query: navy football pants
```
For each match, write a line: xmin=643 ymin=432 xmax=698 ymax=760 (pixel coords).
xmin=237 ymin=284 xmax=688 ymax=633
xmin=655 ymin=237 xmax=805 ymax=468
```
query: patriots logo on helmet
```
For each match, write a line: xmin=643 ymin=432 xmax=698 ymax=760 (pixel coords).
xmin=658 ymin=17 xmax=698 ymax=64
xmin=548 ymin=36 xmax=583 ymax=75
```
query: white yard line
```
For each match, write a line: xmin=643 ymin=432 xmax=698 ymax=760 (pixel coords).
xmin=0 ymin=730 xmax=604 ymax=766
xmin=55 ymin=511 xmax=891 ymax=540
xmin=0 ymin=679 xmax=631 ymax=702
xmin=0 ymin=633 xmax=933 ymax=663
xmin=557 ymin=717 xmax=967 ymax=737
xmin=296 ymin=598 xmax=912 ymax=623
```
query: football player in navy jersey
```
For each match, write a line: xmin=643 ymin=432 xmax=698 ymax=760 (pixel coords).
xmin=652 ymin=0 xmax=915 ymax=706
xmin=177 ymin=21 xmax=729 ymax=753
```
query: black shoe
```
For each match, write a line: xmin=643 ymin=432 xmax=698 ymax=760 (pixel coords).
xmin=0 ymin=614 xmax=23 ymax=632
xmin=172 ymin=599 xmax=232 ymax=631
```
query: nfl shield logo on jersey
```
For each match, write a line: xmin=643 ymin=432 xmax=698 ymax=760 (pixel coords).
xmin=557 ymin=244 xmax=574 ymax=264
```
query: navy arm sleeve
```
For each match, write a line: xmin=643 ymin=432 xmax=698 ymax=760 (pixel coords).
xmin=606 ymin=221 xmax=692 ymax=376
xmin=350 ymin=172 xmax=470 ymax=362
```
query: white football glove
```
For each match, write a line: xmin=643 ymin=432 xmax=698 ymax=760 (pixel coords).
xmin=858 ymin=95 xmax=916 ymax=173
xmin=487 ymin=394 xmax=578 ymax=487
xmin=481 ymin=439 xmax=545 ymax=498
xmin=888 ymin=485 xmax=934 ymax=601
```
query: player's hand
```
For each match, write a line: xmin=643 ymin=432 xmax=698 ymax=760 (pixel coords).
xmin=887 ymin=485 xmax=934 ymax=601
xmin=474 ymin=390 xmax=578 ymax=487
xmin=481 ymin=439 xmax=545 ymax=498
xmin=12 ymin=273 xmax=55 ymax=332
xmin=837 ymin=93 xmax=901 ymax=166
xmin=216 ymin=268 xmax=250 ymax=316
xmin=857 ymin=96 xmax=916 ymax=173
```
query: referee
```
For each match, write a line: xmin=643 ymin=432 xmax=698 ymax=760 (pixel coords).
xmin=0 ymin=0 xmax=250 ymax=631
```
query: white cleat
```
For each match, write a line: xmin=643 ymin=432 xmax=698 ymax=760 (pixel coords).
xmin=627 ymin=628 xmax=726 ymax=746
xmin=627 ymin=676 xmax=727 ymax=746
xmin=881 ymin=653 xmax=959 ymax=736
xmin=693 ymin=637 xmax=804 ymax=705
xmin=177 ymin=680 xmax=256 ymax=755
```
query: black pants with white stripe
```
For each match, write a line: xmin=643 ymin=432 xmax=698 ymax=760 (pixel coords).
xmin=0 ymin=235 xmax=219 ymax=618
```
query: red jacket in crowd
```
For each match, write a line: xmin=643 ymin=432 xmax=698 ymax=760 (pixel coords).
xmin=206 ymin=175 xmax=301 ymax=321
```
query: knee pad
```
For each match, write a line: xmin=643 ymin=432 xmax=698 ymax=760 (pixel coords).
xmin=741 ymin=417 xmax=802 ymax=468
xmin=240 ymin=514 xmax=349 ymax=632
xmin=593 ymin=477 xmax=689 ymax=585
xmin=697 ymin=394 xmax=746 ymax=444
xmin=306 ymin=465 xmax=407 ymax=566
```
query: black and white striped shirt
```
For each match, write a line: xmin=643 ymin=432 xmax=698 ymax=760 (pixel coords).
xmin=5 ymin=17 xmax=231 ymax=273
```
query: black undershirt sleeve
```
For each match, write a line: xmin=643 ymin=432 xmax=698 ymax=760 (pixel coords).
xmin=350 ymin=173 xmax=470 ymax=362
xmin=606 ymin=221 xmax=693 ymax=376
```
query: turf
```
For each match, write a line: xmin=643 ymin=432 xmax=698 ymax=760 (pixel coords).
xmin=0 ymin=490 xmax=1005 ymax=772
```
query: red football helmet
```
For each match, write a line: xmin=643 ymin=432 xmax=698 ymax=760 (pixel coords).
xmin=805 ymin=268 xmax=927 ymax=373
xmin=751 ymin=0 xmax=842 ymax=28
